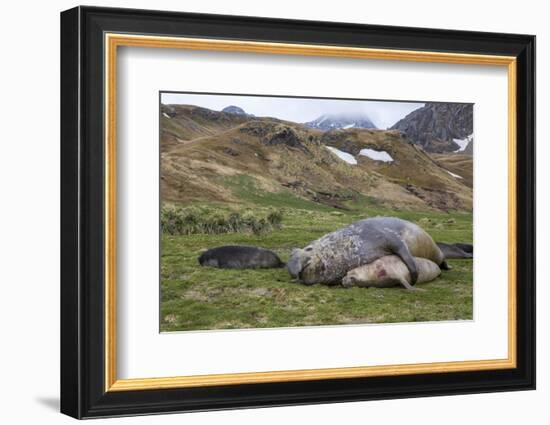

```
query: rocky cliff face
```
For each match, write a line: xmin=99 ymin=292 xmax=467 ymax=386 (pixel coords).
xmin=463 ymin=139 xmax=473 ymax=155
xmin=390 ymin=103 xmax=473 ymax=153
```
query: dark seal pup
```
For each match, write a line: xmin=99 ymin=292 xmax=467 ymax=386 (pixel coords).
xmin=287 ymin=217 xmax=447 ymax=286
xmin=454 ymin=243 xmax=473 ymax=254
xmin=198 ymin=245 xmax=284 ymax=269
xmin=436 ymin=242 xmax=473 ymax=259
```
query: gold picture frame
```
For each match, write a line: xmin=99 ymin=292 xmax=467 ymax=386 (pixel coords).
xmin=104 ymin=34 xmax=517 ymax=392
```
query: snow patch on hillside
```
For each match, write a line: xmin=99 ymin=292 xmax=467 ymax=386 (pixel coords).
xmin=453 ymin=134 xmax=473 ymax=152
xmin=326 ymin=146 xmax=357 ymax=165
xmin=359 ymin=148 xmax=394 ymax=162
xmin=446 ymin=170 xmax=463 ymax=179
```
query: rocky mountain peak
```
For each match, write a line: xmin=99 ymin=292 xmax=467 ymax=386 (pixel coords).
xmin=305 ymin=112 xmax=377 ymax=131
xmin=390 ymin=103 xmax=473 ymax=153
xmin=222 ymin=105 xmax=248 ymax=115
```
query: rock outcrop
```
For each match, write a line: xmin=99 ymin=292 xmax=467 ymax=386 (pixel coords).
xmin=391 ymin=103 xmax=473 ymax=153
xmin=222 ymin=105 xmax=249 ymax=116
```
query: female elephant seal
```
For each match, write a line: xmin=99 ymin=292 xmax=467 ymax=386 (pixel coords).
xmin=287 ymin=217 xmax=446 ymax=285
xmin=198 ymin=246 xmax=284 ymax=269
xmin=342 ymin=256 xmax=441 ymax=291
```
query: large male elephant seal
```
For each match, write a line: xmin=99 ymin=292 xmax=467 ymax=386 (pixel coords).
xmin=198 ymin=246 xmax=284 ymax=269
xmin=287 ymin=217 xmax=446 ymax=285
xmin=436 ymin=242 xmax=473 ymax=259
xmin=342 ymin=256 xmax=441 ymax=291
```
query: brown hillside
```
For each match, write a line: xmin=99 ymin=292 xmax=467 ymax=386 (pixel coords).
xmin=160 ymin=104 xmax=473 ymax=212
xmin=432 ymin=154 xmax=474 ymax=188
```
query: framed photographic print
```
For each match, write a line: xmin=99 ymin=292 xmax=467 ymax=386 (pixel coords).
xmin=60 ymin=6 xmax=536 ymax=419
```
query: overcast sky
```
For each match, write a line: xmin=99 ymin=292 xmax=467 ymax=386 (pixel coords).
xmin=161 ymin=92 xmax=424 ymax=129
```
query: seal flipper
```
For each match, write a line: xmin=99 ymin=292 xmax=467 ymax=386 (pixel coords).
xmin=390 ymin=239 xmax=418 ymax=285
xmin=398 ymin=277 xmax=425 ymax=292
xmin=440 ymin=260 xmax=452 ymax=270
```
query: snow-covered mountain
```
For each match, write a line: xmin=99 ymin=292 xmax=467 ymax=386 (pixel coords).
xmin=304 ymin=112 xmax=377 ymax=131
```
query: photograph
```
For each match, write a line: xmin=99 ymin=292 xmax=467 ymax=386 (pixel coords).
xmin=159 ymin=92 xmax=474 ymax=332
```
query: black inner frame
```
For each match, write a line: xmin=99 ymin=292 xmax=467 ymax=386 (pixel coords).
xmin=61 ymin=6 xmax=535 ymax=419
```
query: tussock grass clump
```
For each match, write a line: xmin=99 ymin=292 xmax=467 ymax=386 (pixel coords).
xmin=161 ymin=205 xmax=283 ymax=236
